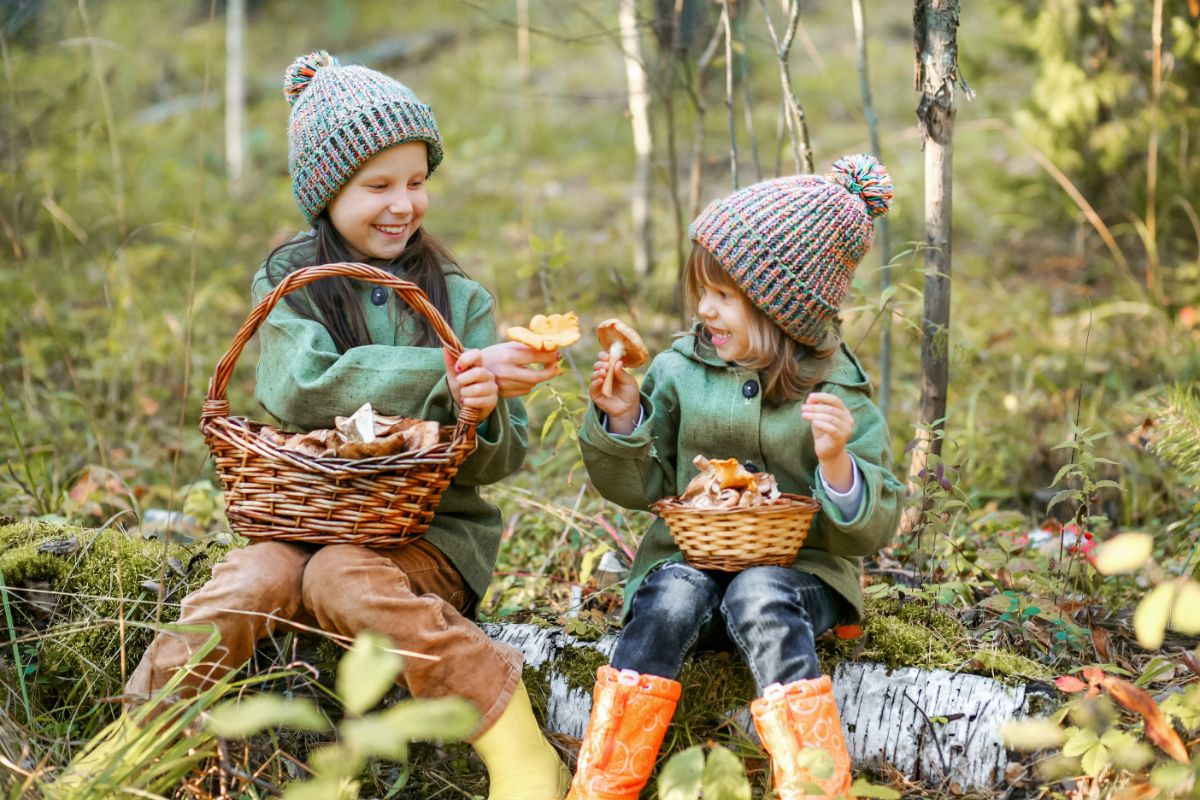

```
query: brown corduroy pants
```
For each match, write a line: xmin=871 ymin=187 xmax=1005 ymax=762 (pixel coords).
xmin=124 ymin=539 xmax=522 ymax=737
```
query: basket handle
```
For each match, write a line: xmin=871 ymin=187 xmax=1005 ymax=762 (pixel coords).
xmin=201 ymin=262 xmax=481 ymax=435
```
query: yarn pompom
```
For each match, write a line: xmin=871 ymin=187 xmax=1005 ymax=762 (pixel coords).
xmin=283 ymin=50 xmax=339 ymax=106
xmin=828 ymin=153 xmax=893 ymax=219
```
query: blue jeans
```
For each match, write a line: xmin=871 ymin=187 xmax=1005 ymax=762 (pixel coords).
xmin=610 ymin=562 xmax=844 ymax=691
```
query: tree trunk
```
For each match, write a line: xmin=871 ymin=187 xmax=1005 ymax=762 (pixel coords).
xmin=903 ymin=0 xmax=962 ymax=533
xmin=482 ymin=623 xmax=1049 ymax=791
xmin=619 ymin=0 xmax=654 ymax=278
xmin=224 ymin=0 xmax=245 ymax=196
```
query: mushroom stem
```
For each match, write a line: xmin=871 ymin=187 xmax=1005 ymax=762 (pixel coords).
xmin=602 ymin=341 xmax=626 ymax=397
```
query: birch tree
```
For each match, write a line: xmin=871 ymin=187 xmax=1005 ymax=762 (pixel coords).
xmin=904 ymin=0 xmax=969 ymax=531
xmin=619 ymin=0 xmax=654 ymax=278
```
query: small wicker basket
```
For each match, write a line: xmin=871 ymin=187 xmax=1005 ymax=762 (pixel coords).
xmin=652 ymin=493 xmax=819 ymax=571
xmin=199 ymin=263 xmax=480 ymax=548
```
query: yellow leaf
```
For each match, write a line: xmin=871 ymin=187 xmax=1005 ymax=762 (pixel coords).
xmin=1092 ymin=532 xmax=1153 ymax=575
xmin=1170 ymin=579 xmax=1200 ymax=636
xmin=1000 ymin=718 xmax=1067 ymax=751
xmin=579 ymin=544 xmax=611 ymax=585
xmin=1134 ymin=583 xmax=1174 ymax=650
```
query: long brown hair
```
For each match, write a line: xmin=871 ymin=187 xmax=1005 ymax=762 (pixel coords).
xmin=683 ymin=244 xmax=842 ymax=405
xmin=264 ymin=214 xmax=459 ymax=352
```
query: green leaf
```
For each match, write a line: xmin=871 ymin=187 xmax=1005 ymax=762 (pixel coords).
xmin=1079 ymin=741 xmax=1109 ymax=776
xmin=701 ymin=745 xmax=751 ymax=800
xmin=847 ymin=777 xmax=901 ymax=798
xmin=281 ymin=775 xmax=360 ymax=800
xmin=1150 ymin=762 xmax=1193 ymax=790
xmin=1061 ymin=727 xmax=1098 ymax=758
xmin=657 ymin=745 xmax=704 ymax=800
xmin=337 ymin=631 xmax=404 ymax=716
xmin=540 ymin=409 xmax=560 ymax=440
xmin=206 ymin=695 xmax=329 ymax=739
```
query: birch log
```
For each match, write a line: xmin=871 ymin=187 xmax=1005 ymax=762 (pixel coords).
xmin=483 ymin=624 xmax=1051 ymax=791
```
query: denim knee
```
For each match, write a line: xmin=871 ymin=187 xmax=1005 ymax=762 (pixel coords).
xmin=611 ymin=562 xmax=721 ymax=678
xmin=720 ymin=567 xmax=839 ymax=689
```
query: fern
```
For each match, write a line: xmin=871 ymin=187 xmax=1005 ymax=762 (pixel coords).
xmin=1148 ymin=383 xmax=1200 ymax=481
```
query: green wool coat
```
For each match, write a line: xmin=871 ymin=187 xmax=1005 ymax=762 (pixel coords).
xmin=578 ymin=332 xmax=904 ymax=621
xmin=250 ymin=235 xmax=527 ymax=606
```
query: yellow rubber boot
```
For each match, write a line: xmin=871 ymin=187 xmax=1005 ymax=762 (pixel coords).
xmin=750 ymin=676 xmax=854 ymax=800
xmin=473 ymin=681 xmax=569 ymax=800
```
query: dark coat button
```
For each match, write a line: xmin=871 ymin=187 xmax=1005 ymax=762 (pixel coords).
xmin=370 ymin=286 xmax=388 ymax=306
xmin=742 ymin=379 xmax=759 ymax=398
xmin=743 ymin=461 xmax=759 ymax=473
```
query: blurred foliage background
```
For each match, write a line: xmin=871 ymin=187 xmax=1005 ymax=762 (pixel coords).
xmin=1 ymin=0 xmax=1200 ymax=793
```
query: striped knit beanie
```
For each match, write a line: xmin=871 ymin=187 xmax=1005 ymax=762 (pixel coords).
xmin=690 ymin=154 xmax=893 ymax=346
xmin=283 ymin=50 xmax=444 ymax=225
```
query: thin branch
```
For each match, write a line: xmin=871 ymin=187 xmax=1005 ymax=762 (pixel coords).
xmin=721 ymin=0 xmax=738 ymax=188
xmin=758 ymin=0 xmax=814 ymax=173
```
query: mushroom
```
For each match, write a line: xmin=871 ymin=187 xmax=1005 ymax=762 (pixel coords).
xmin=597 ymin=319 xmax=649 ymax=397
xmin=506 ymin=312 xmax=581 ymax=352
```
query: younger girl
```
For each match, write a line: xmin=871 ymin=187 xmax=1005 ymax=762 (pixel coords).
xmin=116 ymin=52 xmax=566 ymax=798
xmin=570 ymin=155 xmax=903 ymax=800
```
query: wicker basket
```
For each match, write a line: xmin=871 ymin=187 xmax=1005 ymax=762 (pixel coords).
xmin=199 ymin=263 xmax=481 ymax=547
xmin=652 ymin=493 xmax=819 ymax=571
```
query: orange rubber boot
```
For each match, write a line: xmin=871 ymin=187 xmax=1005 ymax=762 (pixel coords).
xmin=567 ymin=665 xmax=681 ymax=800
xmin=750 ymin=676 xmax=854 ymax=800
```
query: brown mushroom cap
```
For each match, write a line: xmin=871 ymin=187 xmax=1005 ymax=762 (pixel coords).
xmin=596 ymin=319 xmax=649 ymax=368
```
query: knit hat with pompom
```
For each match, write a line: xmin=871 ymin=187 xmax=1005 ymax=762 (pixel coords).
xmin=283 ymin=50 xmax=443 ymax=225
xmin=689 ymin=154 xmax=893 ymax=346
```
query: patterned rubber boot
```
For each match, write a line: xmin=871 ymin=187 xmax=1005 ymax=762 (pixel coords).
xmin=750 ymin=675 xmax=854 ymax=800
xmin=567 ymin=665 xmax=682 ymax=800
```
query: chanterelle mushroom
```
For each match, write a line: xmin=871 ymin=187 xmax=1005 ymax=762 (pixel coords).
xmin=506 ymin=312 xmax=581 ymax=352
xmin=597 ymin=319 xmax=649 ymax=397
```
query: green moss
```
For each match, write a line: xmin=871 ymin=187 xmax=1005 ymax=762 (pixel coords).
xmin=859 ymin=614 xmax=962 ymax=671
xmin=970 ymin=649 xmax=1053 ymax=682
xmin=0 ymin=546 xmax=69 ymax=586
xmin=554 ymin=646 xmax=610 ymax=692
xmin=0 ymin=520 xmax=234 ymax=738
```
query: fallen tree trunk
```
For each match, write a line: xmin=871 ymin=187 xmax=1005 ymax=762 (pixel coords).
xmin=482 ymin=623 xmax=1053 ymax=792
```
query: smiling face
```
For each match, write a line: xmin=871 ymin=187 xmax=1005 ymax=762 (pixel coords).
xmin=685 ymin=244 xmax=761 ymax=363
xmin=327 ymin=141 xmax=429 ymax=261
xmin=696 ymin=279 xmax=754 ymax=363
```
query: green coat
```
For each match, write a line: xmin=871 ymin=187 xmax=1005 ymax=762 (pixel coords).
xmin=250 ymin=235 xmax=527 ymax=606
xmin=578 ymin=332 xmax=903 ymax=621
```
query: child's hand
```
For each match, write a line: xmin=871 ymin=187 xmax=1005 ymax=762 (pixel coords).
xmin=480 ymin=342 xmax=562 ymax=398
xmin=803 ymin=392 xmax=855 ymax=482
xmin=589 ymin=351 xmax=640 ymax=434
xmin=444 ymin=348 xmax=499 ymax=419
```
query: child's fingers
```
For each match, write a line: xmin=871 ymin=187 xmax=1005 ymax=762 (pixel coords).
xmin=810 ymin=418 xmax=843 ymax=436
xmin=805 ymin=392 xmax=847 ymax=409
xmin=454 ymin=348 xmax=484 ymax=373
xmin=455 ymin=366 xmax=493 ymax=387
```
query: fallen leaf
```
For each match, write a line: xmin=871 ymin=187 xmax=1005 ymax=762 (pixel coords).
xmin=1099 ymin=672 xmax=1189 ymax=763
xmin=1180 ymin=649 xmax=1200 ymax=679
xmin=1091 ymin=627 xmax=1111 ymax=662
xmin=1055 ymin=675 xmax=1087 ymax=693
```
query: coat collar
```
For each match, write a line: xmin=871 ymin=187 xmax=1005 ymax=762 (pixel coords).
xmin=670 ymin=326 xmax=872 ymax=392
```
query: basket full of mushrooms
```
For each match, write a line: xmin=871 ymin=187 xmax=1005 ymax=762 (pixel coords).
xmin=652 ymin=455 xmax=818 ymax=571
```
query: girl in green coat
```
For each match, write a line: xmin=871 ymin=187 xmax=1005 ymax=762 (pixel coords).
xmin=116 ymin=52 xmax=568 ymax=799
xmin=568 ymin=155 xmax=904 ymax=800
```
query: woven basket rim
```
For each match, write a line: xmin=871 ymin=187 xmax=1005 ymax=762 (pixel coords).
xmin=653 ymin=492 xmax=819 ymax=516
xmin=208 ymin=414 xmax=462 ymax=466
